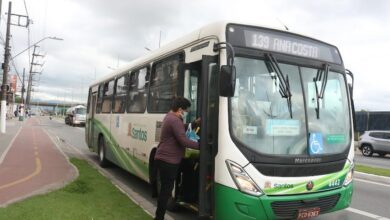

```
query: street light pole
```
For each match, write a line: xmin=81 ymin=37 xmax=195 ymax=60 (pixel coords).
xmin=11 ymin=36 xmax=63 ymax=60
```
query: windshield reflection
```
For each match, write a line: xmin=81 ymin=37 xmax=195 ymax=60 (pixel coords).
xmin=230 ymin=57 xmax=350 ymax=156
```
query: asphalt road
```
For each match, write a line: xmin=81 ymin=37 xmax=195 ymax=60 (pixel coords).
xmin=40 ymin=116 xmax=196 ymax=220
xmin=355 ymin=150 xmax=390 ymax=169
xmin=38 ymin=116 xmax=390 ymax=220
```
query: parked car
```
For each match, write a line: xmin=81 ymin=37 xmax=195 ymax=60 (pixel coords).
xmin=358 ymin=130 xmax=390 ymax=157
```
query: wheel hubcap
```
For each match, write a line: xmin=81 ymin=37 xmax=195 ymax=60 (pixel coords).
xmin=363 ymin=147 xmax=371 ymax=155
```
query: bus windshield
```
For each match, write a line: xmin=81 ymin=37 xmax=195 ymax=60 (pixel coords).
xmin=230 ymin=56 xmax=350 ymax=156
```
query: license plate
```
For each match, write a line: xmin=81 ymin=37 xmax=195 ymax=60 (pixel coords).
xmin=297 ymin=207 xmax=320 ymax=219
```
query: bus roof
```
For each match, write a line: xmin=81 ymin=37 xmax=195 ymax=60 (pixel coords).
xmin=89 ymin=20 xmax=336 ymax=87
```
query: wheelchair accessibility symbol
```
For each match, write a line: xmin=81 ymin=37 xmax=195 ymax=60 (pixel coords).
xmin=309 ymin=133 xmax=324 ymax=155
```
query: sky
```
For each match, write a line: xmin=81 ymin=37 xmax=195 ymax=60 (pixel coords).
xmin=2 ymin=0 xmax=390 ymax=111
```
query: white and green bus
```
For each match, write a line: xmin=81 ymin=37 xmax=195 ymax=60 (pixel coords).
xmin=86 ymin=21 xmax=355 ymax=219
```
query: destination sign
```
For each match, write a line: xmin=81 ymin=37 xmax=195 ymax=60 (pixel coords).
xmin=227 ymin=24 xmax=342 ymax=64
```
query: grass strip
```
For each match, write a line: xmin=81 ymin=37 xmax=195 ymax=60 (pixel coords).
xmin=355 ymin=164 xmax=390 ymax=177
xmin=0 ymin=158 xmax=152 ymax=220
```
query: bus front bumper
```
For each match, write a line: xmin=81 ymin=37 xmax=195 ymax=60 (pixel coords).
xmin=215 ymin=182 xmax=353 ymax=220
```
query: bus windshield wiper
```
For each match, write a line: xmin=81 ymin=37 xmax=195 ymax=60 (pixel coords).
xmin=265 ymin=53 xmax=293 ymax=118
xmin=313 ymin=64 xmax=329 ymax=119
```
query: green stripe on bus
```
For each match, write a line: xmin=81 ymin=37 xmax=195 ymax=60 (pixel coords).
xmin=263 ymin=163 xmax=350 ymax=195
xmin=93 ymin=119 xmax=149 ymax=181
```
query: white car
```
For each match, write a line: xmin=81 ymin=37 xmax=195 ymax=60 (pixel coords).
xmin=358 ymin=130 xmax=390 ymax=157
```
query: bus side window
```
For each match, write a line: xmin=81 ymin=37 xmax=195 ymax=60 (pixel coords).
xmin=102 ymin=80 xmax=114 ymax=113
xmin=183 ymin=62 xmax=201 ymax=123
xmin=96 ymin=84 xmax=104 ymax=113
xmin=148 ymin=54 xmax=184 ymax=113
xmin=87 ymin=88 xmax=91 ymax=113
xmin=128 ymin=67 xmax=148 ymax=113
xmin=113 ymin=74 xmax=128 ymax=113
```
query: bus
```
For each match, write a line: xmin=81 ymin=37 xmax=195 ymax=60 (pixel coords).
xmin=86 ymin=21 xmax=355 ymax=219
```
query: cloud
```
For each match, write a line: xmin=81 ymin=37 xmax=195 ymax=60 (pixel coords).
xmin=3 ymin=0 xmax=390 ymax=111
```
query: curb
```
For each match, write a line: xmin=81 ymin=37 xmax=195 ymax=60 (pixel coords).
xmin=45 ymin=128 xmax=170 ymax=220
xmin=0 ymin=119 xmax=79 ymax=208
xmin=355 ymin=171 xmax=390 ymax=184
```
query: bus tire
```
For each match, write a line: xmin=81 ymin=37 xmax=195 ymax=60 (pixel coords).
xmin=98 ymin=136 xmax=109 ymax=167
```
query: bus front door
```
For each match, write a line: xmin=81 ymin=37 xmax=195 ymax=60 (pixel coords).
xmin=88 ymin=93 xmax=97 ymax=148
xmin=199 ymin=55 xmax=219 ymax=218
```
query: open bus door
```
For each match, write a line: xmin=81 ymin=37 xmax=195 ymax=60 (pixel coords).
xmin=88 ymin=92 xmax=97 ymax=148
xmin=198 ymin=55 xmax=219 ymax=218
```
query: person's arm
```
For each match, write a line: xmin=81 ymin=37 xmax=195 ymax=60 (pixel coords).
xmin=172 ymin=119 xmax=199 ymax=149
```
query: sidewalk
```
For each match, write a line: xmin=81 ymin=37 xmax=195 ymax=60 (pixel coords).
xmin=0 ymin=118 xmax=24 ymax=158
xmin=0 ymin=118 xmax=77 ymax=207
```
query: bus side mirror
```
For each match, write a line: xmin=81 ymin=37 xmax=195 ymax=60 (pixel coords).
xmin=219 ymin=65 xmax=236 ymax=97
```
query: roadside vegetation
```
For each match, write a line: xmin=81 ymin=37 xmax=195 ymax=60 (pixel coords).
xmin=0 ymin=158 xmax=152 ymax=220
xmin=355 ymin=164 xmax=390 ymax=177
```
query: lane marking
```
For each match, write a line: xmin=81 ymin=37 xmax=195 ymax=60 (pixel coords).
xmin=346 ymin=207 xmax=390 ymax=220
xmin=0 ymin=127 xmax=42 ymax=191
xmin=0 ymin=158 xmax=42 ymax=190
xmin=355 ymin=178 xmax=390 ymax=188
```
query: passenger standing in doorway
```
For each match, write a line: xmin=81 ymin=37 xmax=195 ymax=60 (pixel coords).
xmin=154 ymin=97 xmax=200 ymax=220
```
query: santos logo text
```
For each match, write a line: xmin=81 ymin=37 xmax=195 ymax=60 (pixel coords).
xmin=131 ymin=128 xmax=147 ymax=142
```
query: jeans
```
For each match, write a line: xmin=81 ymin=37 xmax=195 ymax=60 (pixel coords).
xmin=154 ymin=159 xmax=179 ymax=220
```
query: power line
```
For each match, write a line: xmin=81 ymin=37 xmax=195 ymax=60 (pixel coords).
xmin=0 ymin=31 xmax=23 ymax=85
xmin=2 ymin=22 xmax=23 ymax=85
xmin=0 ymin=29 xmax=5 ymax=43
xmin=0 ymin=15 xmax=28 ymax=87
xmin=23 ymin=0 xmax=30 ymax=17
xmin=23 ymin=0 xmax=31 ymax=67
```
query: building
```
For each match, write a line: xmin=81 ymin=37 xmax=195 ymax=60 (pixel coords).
xmin=355 ymin=111 xmax=390 ymax=133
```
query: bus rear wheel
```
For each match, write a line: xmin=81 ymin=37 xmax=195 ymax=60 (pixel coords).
xmin=98 ymin=136 xmax=109 ymax=167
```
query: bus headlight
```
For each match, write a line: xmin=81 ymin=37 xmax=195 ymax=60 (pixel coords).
xmin=343 ymin=165 xmax=354 ymax=186
xmin=226 ymin=160 xmax=263 ymax=196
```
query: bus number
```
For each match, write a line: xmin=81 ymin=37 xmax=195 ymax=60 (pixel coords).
xmin=328 ymin=179 xmax=341 ymax=188
xmin=252 ymin=34 xmax=269 ymax=49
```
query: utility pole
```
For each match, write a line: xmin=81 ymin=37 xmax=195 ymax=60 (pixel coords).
xmin=21 ymin=68 xmax=25 ymax=104
xmin=1 ymin=2 xmax=12 ymax=133
xmin=26 ymin=45 xmax=37 ymax=108
xmin=0 ymin=0 xmax=3 ymax=24
xmin=0 ymin=2 xmax=30 ymax=133
xmin=26 ymin=45 xmax=44 ymax=108
xmin=20 ymin=68 xmax=26 ymax=118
